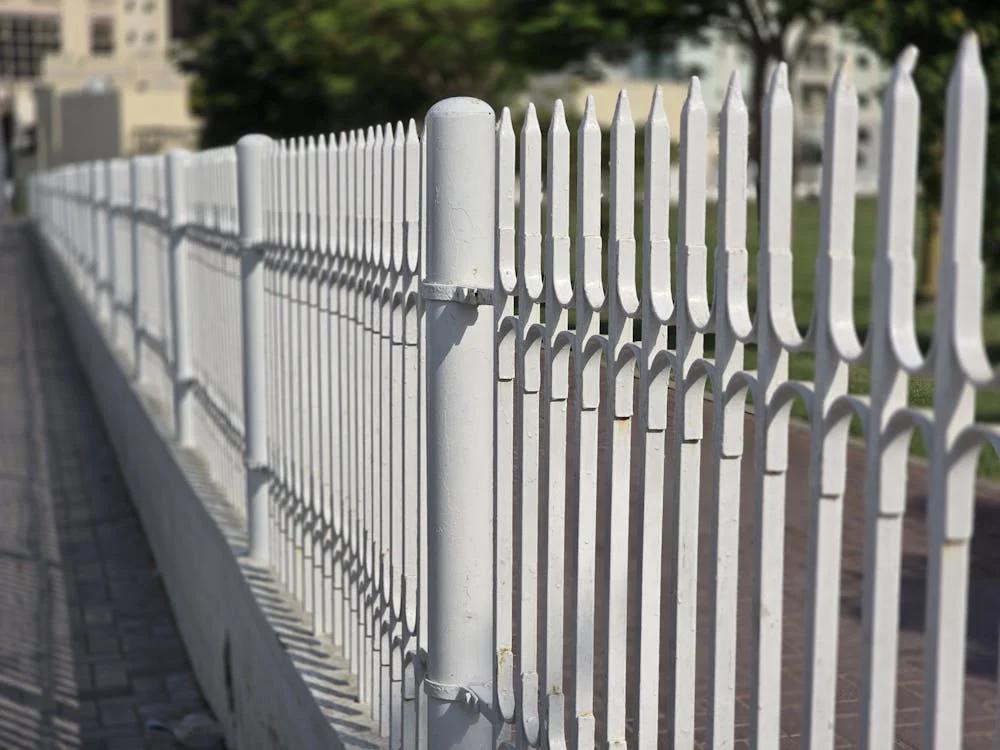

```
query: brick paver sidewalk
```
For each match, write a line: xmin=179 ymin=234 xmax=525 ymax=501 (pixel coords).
xmin=0 ymin=222 xmax=220 ymax=750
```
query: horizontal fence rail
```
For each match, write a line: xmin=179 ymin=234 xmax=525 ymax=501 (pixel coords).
xmin=29 ymin=33 xmax=1000 ymax=749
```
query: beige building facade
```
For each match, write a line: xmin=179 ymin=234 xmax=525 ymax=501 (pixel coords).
xmin=0 ymin=0 xmax=197 ymax=172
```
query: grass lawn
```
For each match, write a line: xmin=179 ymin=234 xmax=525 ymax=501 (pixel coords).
xmin=583 ymin=196 xmax=1000 ymax=476
xmin=693 ymin=197 xmax=1000 ymax=476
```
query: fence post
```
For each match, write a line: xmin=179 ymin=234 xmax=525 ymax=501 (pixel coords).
xmin=86 ymin=163 xmax=99 ymax=309
xmin=106 ymin=161 xmax=119 ymax=347
xmin=166 ymin=149 xmax=194 ymax=446
xmin=93 ymin=161 xmax=111 ymax=326
xmin=129 ymin=156 xmax=143 ymax=380
xmin=423 ymin=97 xmax=497 ymax=747
xmin=237 ymin=135 xmax=272 ymax=563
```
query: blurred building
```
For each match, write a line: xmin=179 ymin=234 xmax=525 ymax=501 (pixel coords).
xmin=0 ymin=0 xmax=199 ymax=179
xmin=531 ymin=22 xmax=888 ymax=199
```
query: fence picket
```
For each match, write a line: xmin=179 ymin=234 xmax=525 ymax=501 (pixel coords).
xmin=707 ymin=71 xmax=751 ymax=750
xmin=573 ymin=93 xmax=603 ymax=750
xmin=668 ymin=76 xmax=709 ymax=750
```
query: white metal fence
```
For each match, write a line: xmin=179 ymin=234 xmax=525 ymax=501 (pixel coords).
xmin=29 ymin=34 xmax=1000 ymax=749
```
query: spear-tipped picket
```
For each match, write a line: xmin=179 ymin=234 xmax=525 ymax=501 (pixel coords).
xmin=605 ymin=87 xmax=638 ymax=750
xmin=317 ymin=135 xmax=330 ymax=254
xmin=520 ymin=102 xmax=543 ymax=313
xmin=297 ymin=137 xmax=308 ymax=249
xmin=938 ymin=32 xmax=993 ymax=386
xmin=636 ymin=86 xmax=672 ymax=749
xmin=751 ymin=60 xmax=797 ymax=750
xmin=608 ymin=89 xmax=638 ymax=352
xmin=366 ymin=125 xmax=378 ymax=264
xmin=577 ymin=95 xmax=604 ymax=318
xmin=717 ymin=70 xmax=752 ymax=341
xmin=379 ymin=124 xmax=393 ymax=268
xmin=546 ymin=99 xmax=572 ymax=316
xmin=924 ymin=32 xmax=990 ymax=750
xmin=279 ymin=139 xmax=290 ymax=249
xmin=403 ymin=120 xmax=420 ymax=274
xmin=707 ymin=67 xmax=752 ymax=750
xmin=543 ymin=97 xmax=572 ymax=750
xmin=817 ymin=57 xmax=864 ymax=362
xmin=643 ymin=84 xmax=672 ymax=339
xmin=804 ymin=55 xmax=863 ymax=750
xmin=354 ymin=127 xmax=364 ymax=262
xmin=518 ymin=99 xmax=545 ymax=748
xmin=334 ymin=132 xmax=346 ymax=257
xmin=667 ymin=75 xmax=709 ymax=749
xmin=391 ymin=122 xmax=404 ymax=271
xmin=573 ymin=92 xmax=602 ymax=750
xmin=760 ymin=62 xmax=804 ymax=351
xmin=857 ymin=43 xmax=922 ymax=750
xmin=494 ymin=104 xmax=518 ymax=738
xmin=307 ymin=136 xmax=319 ymax=251
xmin=497 ymin=107 xmax=516 ymax=315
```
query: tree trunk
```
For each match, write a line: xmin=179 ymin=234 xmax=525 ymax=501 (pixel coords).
xmin=749 ymin=43 xmax=772 ymax=213
xmin=918 ymin=202 xmax=942 ymax=302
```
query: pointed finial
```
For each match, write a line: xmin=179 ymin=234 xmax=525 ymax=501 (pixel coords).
xmin=581 ymin=95 xmax=598 ymax=131
xmin=395 ymin=121 xmax=405 ymax=142
xmin=551 ymin=99 xmax=568 ymax=133
xmin=769 ymin=62 xmax=789 ymax=94
xmin=957 ymin=30 xmax=981 ymax=68
xmin=500 ymin=106 xmax=513 ymax=134
xmin=687 ymin=76 xmax=704 ymax=107
xmin=723 ymin=70 xmax=746 ymax=112
xmin=406 ymin=118 xmax=418 ymax=144
xmin=832 ymin=55 xmax=856 ymax=96
xmin=648 ymin=84 xmax=666 ymax=123
xmin=524 ymin=102 xmax=540 ymax=133
xmin=612 ymin=89 xmax=632 ymax=123
xmin=896 ymin=45 xmax=918 ymax=76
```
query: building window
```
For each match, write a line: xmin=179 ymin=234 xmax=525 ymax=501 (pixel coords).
xmin=802 ymin=43 xmax=829 ymax=70
xmin=801 ymin=83 xmax=827 ymax=111
xmin=801 ymin=141 xmax=823 ymax=165
xmin=0 ymin=14 xmax=61 ymax=79
xmin=91 ymin=18 xmax=113 ymax=56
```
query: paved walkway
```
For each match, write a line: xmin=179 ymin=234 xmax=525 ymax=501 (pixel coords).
xmin=0 ymin=223 xmax=220 ymax=750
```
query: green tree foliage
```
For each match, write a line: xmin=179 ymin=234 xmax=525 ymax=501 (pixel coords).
xmin=848 ymin=1 xmax=1000 ymax=293
xmin=183 ymin=0 xmax=863 ymax=157
xmin=180 ymin=0 xmax=523 ymax=146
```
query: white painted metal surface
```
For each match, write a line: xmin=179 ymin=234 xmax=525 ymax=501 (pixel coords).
xmin=28 ymin=34 xmax=1000 ymax=749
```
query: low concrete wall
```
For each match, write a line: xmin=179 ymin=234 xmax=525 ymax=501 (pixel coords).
xmin=36 ymin=229 xmax=352 ymax=750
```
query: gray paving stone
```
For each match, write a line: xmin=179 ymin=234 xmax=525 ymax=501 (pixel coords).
xmin=0 ymin=222 xmax=221 ymax=748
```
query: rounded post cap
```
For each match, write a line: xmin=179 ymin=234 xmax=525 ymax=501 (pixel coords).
xmin=236 ymin=134 xmax=273 ymax=158
xmin=426 ymin=97 xmax=494 ymax=121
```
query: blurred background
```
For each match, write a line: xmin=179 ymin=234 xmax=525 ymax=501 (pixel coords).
xmin=0 ymin=0 xmax=997 ymax=436
xmin=2 ymin=1 xmax=997 ymax=291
